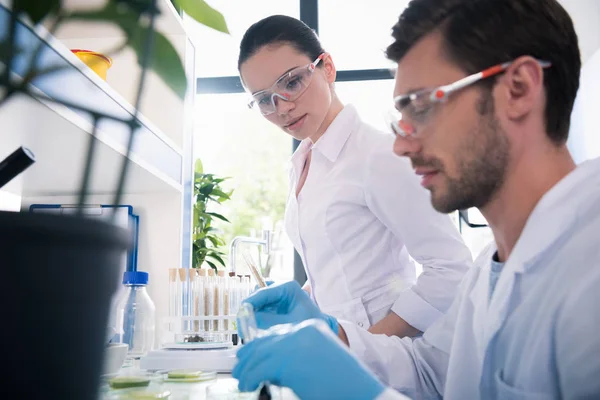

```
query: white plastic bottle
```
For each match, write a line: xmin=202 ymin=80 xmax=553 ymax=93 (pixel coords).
xmin=116 ymin=271 xmax=156 ymax=363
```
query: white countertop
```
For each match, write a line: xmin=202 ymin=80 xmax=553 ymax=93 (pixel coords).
xmin=100 ymin=371 xmax=298 ymax=400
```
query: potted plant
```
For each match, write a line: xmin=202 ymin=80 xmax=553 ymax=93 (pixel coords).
xmin=0 ymin=1 xmax=228 ymax=399
xmin=192 ymin=159 xmax=233 ymax=272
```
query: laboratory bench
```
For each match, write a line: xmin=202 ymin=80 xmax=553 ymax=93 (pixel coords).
xmin=99 ymin=369 xmax=299 ymax=400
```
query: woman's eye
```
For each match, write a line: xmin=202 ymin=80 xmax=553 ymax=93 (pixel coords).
xmin=285 ymin=76 xmax=303 ymax=90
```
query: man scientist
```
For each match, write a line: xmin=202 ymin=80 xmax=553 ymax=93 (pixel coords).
xmin=232 ymin=0 xmax=600 ymax=399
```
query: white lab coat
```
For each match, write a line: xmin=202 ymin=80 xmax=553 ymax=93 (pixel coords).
xmin=285 ymin=105 xmax=472 ymax=330
xmin=342 ymin=157 xmax=600 ymax=400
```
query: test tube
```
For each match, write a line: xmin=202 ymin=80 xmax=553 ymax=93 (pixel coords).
xmin=241 ymin=275 xmax=251 ymax=301
xmin=189 ymin=269 xmax=198 ymax=332
xmin=237 ymin=303 xmax=274 ymax=399
xmin=243 ymin=252 xmax=267 ymax=288
xmin=228 ymin=275 xmax=240 ymax=338
xmin=178 ymin=268 xmax=189 ymax=331
xmin=214 ymin=270 xmax=224 ymax=332
xmin=206 ymin=269 xmax=216 ymax=332
xmin=237 ymin=303 xmax=259 ymax=342
xmin=168 ymin=268 xmax=178 ymax=334
xmin=197 ymin=268 xmax=207 ymax=333
xmin=168 ymin=268 xmax=178 ymax=318
xmin=218 ymin=270 xmax=227 ymax=333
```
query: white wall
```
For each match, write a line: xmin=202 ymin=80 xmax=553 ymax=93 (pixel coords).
xmin=569 ymin=49 xmax=600 ymax=163
xmin=562 ymin=0 xmax=600 ymax=163
xmin=22 ymin=193 xmax=182 ymax=347
xmin=560 ymin=0 xmax=600 ymax=64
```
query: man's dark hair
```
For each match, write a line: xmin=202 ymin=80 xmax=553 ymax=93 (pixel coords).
xmin=386 ymin=0 xmax=581 ymax=144
xmin=238 ymin=15 xmax=324 ymax=71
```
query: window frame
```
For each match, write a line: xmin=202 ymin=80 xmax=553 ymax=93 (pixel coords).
xmin=194 ymin=0 xmax=399 ymax=284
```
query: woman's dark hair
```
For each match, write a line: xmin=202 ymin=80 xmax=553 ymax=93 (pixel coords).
xmin=386 ymin=0 xmax=581 ymax=145
xmin=238 ymin=15 xmax=324 ymax=70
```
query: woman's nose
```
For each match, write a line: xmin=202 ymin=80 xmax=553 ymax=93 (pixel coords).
xmin=275 ymin=95 xmax=295 ymax=115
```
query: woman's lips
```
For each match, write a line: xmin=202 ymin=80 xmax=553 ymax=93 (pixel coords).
xmin=285 ymin=114 xmax=307 ymax=131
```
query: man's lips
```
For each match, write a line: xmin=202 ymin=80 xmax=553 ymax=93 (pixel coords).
xmin=414 ymin=168 xmax=440 ymax=188
xmin=414 ymin=167 xmax=438 ymax=176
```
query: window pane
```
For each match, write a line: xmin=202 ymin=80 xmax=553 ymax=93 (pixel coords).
xmin=193 ymin=93 xmax=294 ymax=281
xmin=319 ymin=0 xmax=410 ymax=71
xmin=184 ymin=1 xmax=300 ymax=78
xmin=456 ymin=211 xmax=494 ymax=259
xmin=336 ymin=80 xmax=494 ymax=259
xmin=335 ymin=79 xmax=396 ymax=132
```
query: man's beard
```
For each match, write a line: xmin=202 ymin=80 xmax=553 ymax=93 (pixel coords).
xmin=413 ymin=93 xmax=510 ymax=213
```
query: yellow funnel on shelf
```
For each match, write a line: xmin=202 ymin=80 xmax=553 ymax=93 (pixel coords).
xmin=71 ymin=49 xmax=112 ymax=81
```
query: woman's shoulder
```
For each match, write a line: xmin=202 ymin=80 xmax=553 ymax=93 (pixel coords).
xmin=350 ymin=119 xmax=400 ymax=162
xmin=348 ymin=117 xmax=394 ymax=149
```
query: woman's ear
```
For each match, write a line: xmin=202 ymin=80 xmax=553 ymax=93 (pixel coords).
xmin=322 ymin=53 xmax=337 ymax=84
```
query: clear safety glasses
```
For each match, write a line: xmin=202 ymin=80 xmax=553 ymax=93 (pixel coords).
xmin=247 ymin=53 xmax=327 ymax=116
xmin=386 ymin=58 xmax=552 ymax=138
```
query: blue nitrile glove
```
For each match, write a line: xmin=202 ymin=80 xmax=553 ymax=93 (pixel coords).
xmin=242 ymin=281 xmax=338 ymax=335
xmin=252 ymin=279 xmax=275 ymax=293
xmin=232 ymin=319 xmax=385 ymax=400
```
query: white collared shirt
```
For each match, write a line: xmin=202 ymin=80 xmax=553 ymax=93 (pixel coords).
xmin=345 ymin=157 xmax=600 ymax=400
xmin=284 ymin=104 xmax=473 ymax=330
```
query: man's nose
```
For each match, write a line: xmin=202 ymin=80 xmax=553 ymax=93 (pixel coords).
xmin=393 ymin=135 xmax=422 ymax=158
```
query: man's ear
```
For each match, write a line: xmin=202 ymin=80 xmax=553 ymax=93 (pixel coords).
xmin=502 ymin=56 xmax=546 ymax=121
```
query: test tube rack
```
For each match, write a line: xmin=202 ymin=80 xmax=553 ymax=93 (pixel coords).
xmin=164 ymin=268 xmax=253 ymax=346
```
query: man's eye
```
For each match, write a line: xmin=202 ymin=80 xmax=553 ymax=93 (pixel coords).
xmin=405 ymin=104 xmax=434 ymax=123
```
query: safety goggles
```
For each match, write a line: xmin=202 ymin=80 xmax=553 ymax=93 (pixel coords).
xmin=247 ymin=53 xmax=327 ymax=116
xmin=386 ymin=58 xmax=552 ymax=138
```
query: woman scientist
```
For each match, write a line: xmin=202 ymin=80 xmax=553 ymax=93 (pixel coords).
xmin=238 ymin=15 xmax=472 ymax=337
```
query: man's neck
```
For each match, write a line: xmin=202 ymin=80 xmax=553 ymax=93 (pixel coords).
xmin=481 ymin=144 xmax=575 ymax=262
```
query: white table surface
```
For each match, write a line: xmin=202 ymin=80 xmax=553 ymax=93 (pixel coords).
xmin=100 ymin=371 xmax=299 ymax=400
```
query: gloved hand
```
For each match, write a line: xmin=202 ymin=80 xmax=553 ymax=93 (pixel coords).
xmin=242 ymin=281 xmax=339 ymax=335
xmin=252 ymin=279 xmax=275 ymax=293
xmin=232 ymin=319 xmax=385 ymax=400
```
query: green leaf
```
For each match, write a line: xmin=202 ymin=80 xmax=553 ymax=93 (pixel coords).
xmin=68 ymin=2 xmax=137 ymax=33
xmin=0 ymin=41 xmax=24 ymax=61
xmin=14 ymin=0 xmax=61 ymax=24
xmin=205 ymin=260 xmax=218 ymax=272
xmin=192 ymin=233 xmax=206 ymax=241
xmin=207 ymin=212 xmax=230 ymax=223
xmin=211 ymin=189 xmax=231 ymax=199
xmin=195 ymin=159 xmax=204 ymax=174
xmin=69 ymin=2 xmax=187 ymax=99
xmin=174 ymin=0 xmax=229 ymax=34
xmin=207 ymin=236 xmax=222 ymax=247
xmin=116 ymin=0 xmax=159 ymax=16
xmin=199 ymin=183 xmax=215 ymax=195
xmin=129 ymin=29 xmax=186 ymax=99
xmin=207 ymin=252 xmax=226 ymax=266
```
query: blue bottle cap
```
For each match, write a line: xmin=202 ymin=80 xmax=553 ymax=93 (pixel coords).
xmin=122 ymin=271 xmax=149 ymax=285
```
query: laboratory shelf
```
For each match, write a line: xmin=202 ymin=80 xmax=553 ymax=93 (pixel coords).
xmin=0 ymin=4 xmax=183 ymax=196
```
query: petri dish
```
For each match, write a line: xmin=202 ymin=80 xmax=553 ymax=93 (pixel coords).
xmin=161 ymin=369 xmax=217 ymax=383
xmin=206 ymin=378 xmax=259 ymax=400
xmin=206 ymin=378 xmax=282 ymax=400
xmin=104 ymin=389 xmax=171 ymax=399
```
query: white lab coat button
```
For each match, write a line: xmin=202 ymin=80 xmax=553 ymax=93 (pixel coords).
xmin=357 ymin=322 xmax=364 ymax=327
